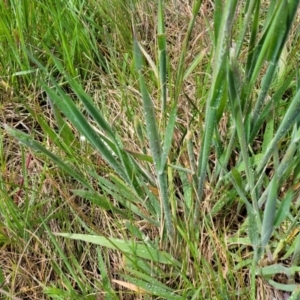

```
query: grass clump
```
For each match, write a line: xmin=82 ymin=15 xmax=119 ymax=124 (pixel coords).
xmin=1 ymin=0 xmax=300 ymax=299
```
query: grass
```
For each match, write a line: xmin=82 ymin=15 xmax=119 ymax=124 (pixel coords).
xmin=1 ymin=0 xmax=300 ymax=299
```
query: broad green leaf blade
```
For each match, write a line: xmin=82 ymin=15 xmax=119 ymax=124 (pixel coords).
xmin=249 ymin=71 xmax=295 ymax=143
xmin=231 ymin=168 xmax=245 ymax=192
xmin=53 ymin=233 xmax=180 ymax=265
xmin=121 ymin=275 xmax=184 ymax=300
xmin=41 ymin=83 xmax=128 ymax=181
xmin=64 ymin=78 xmax=117 ymax=144
xmin=248 ymin=2 xmax=286 ymax=86
xmin=268 ymin=280 xmax=299 ymax=293
xmin=96 ymin=247 xmax=115 ymax=298
xmin=123 ymin=267 xmax=173 ymax=291
xmin=27 ymin=51 xmax=134 ymax=186
xmin=47 ymin=52 xmax=116 ymax=141
xmin=257 ymin=264 xmax=300 ymax=278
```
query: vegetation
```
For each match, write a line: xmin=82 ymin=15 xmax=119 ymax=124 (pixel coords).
xmin=1 ymin=0 xmax=300 ymax=299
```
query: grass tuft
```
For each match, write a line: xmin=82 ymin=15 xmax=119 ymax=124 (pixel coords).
xmin=1 ymin=0 xmax=300 ymax=299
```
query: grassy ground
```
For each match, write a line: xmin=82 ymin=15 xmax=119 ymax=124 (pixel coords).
xmin=1 ymin=0 xmax=300 ymax=299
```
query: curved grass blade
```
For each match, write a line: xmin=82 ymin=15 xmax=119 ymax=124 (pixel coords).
xmin=41 ymin=83 xmax=128 ymax=181
xmin=54 ymin=233 xmax=180 ymax=266
xmin=27 ymin=51 xmax=140 ymax=191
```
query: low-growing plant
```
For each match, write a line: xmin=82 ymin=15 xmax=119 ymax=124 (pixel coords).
xmin=1 ymin=0 xmax=300 ymax=299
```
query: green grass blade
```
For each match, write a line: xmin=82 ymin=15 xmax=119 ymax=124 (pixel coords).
xmin=158 ymin=0 xmax=167 ymax=115
xmin=256 ymin=88 xmax=300 ymax=174
xmin=133 ymin=39 xmax=162 ymax=171
xmin=274 ymin=190 xmax=293 ymax=228
xmin=96 ymin=247 xmax=117 ymax=299
xmin=261 ymin=171 xmax=278 ymax=249
xmin=70 ymin=189 xmax=126 ymax=216
xmin=41 ymin=83 xmax=129 ymax=181
xmin=43 ymin=223 xmax=86 ymax=293
xmin=235 ymin=0 xmax=257 ymax=56
xmin=4 ymin=125 xmax=93 ymax=190
xmin=47 ymin=98 xmax=76 ymax=146
xmin=134 ymin=38 xmax=174 ymax=236
xmin=258 ymin=130 xmax=300 ymax=208
xmin=227 ymin=54 xmax=257 ymax=208
xmin=213 ymin=0 xmax=222 ymax=47
xmin=54 ymin=233 xmax=180 ymax=266
xmin=121 ymin=274 xmax=184 ymax=299
xmin=249 ymin=71 xmax=295 ymax=143
xmin=250 ymin=1 xmax=298 ymax=133
xmin=197 ymin=0 xmax=238 ymax=207
xmin=160 ymin=0 xmax=202 ymax=173
xmin=43 ymin=50 xmax=146 ymax=196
